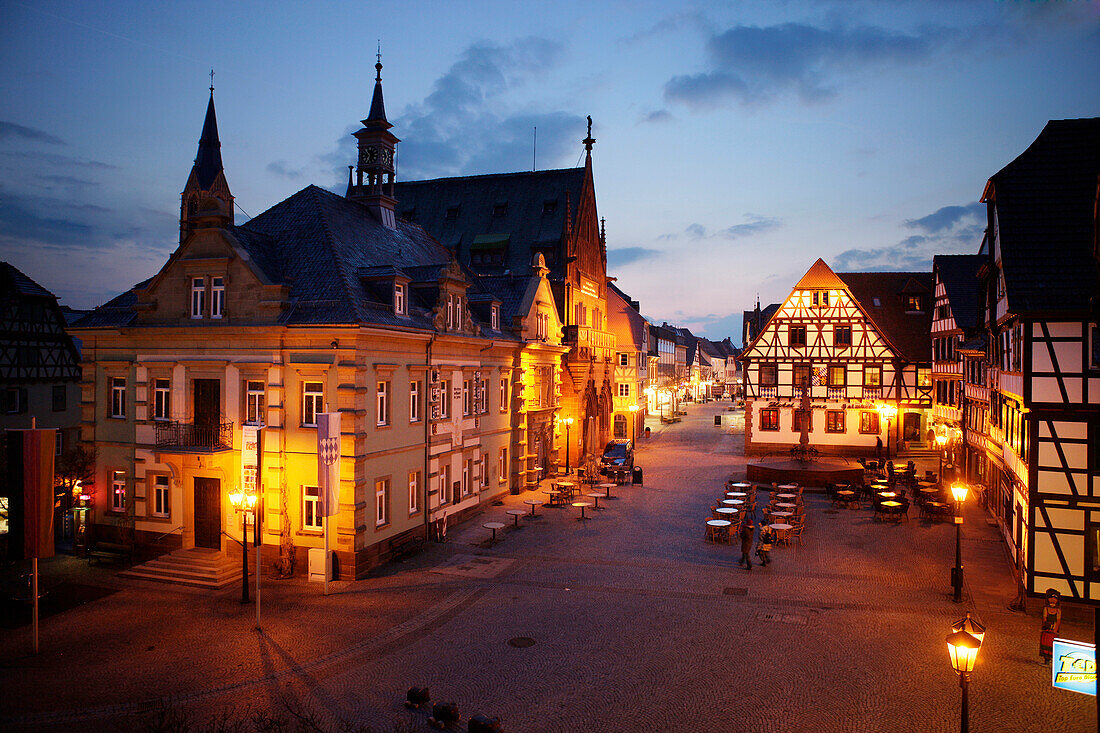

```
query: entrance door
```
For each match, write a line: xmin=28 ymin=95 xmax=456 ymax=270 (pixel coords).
xmin=194 ymin=477 xmax=221 ymax=549
xmin=902 ymin=412 xmax=921 ymax=443
xmin=194 ymin=379 xmax=220 ymax=427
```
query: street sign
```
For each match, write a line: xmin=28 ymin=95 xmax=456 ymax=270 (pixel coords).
xmin=1052 ymin=638 xmax=1096 ymax=696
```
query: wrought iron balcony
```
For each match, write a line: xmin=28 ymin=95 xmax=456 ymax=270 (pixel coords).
xmin=155 ymin=420 xmax=234 ymax=451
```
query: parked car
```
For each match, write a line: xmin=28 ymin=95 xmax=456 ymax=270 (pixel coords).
xmin=599 ymin=439 xmax=634 ymax=475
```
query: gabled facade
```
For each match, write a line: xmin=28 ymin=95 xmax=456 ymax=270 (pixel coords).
xmin=931 ymin=254 xmax=984 ymax=454
xmin=969 ymin=118 xmax=1100 ymax=603
xmin=70 ymin=76 xmax=565 ymax=578
xmin=606 ymin=283 xmax=648 ymax=440
xmin=739 ymin=259 xmax=933 ymax=455
xmin=395 ymin=121 xmax=616 ymax=468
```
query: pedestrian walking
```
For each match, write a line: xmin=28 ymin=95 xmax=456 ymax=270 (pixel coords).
xmin=738 ymin=518 xmax=755 ymax=571
xmin=1039 ymin=589 xmax=1062 ymax=663
xmin=757 ymin=525 xmax=774 ymax=566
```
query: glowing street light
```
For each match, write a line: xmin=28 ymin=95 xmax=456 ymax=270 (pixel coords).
xmin=950 ymin=483 xmax=970 ymax=602
xmin=946 ymin=613 xmax=985 ymax=733
xmin=561 ymin=416 xmax=574 ymax=474
xmin=877 ymin=403 xmax=897 ymax=459
xmin=228 ymin=489 xmax=257 ymax=604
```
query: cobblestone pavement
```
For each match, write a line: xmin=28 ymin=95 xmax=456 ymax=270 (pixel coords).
xmin=1 ymin=402 xmax=1095 ymax=731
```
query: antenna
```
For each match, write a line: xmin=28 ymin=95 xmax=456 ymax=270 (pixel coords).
xmin=533 ymin=126 xmax=537 ymax=171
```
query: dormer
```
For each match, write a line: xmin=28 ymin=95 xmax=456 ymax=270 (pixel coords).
xmin=433 ymin=260 xmax=477 ymax=334
xmin=357 ymin=266 xmax=411 ymax=315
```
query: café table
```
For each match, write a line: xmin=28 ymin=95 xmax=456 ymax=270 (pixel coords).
xmin=483 ymin=521 xmax=506 ymax=544
xmin=544 ymin=490 xmax=564 ymax=507
xmin=776 ymin=502 xmax=796 ymax=509
xmin=506 ymin=509 xmax=526 ymax=527
xmin=523 ymin=499 xmax=543 ymax=517
xmin=877 ymin=491 xmax=897 ymax=499
xmin=597 ymin=482 xmax=616 ymax=499
xmin=706 ymin=519 xmax=732 ymax=542
xmin=721 ymin=499 xmax=744 ymax=507
xmin=730 ymin=482 xmax=752 ymax=489
xmin=572 ymin=501 xmax=593 ymax=520
xmin=777 ymin=484 xmax=798 ymax=491
xmin=769 ymin=522 xmax=793 ymax=544
xmin=769 ymin=511 xmax=793 ymax=519
xmin=584 ymin=491 xmax=605 ymax=510
xmin=715 ymin=507 xmax=739 ymax=518
xmin=777 ymin=493 xmax=797 ymax=500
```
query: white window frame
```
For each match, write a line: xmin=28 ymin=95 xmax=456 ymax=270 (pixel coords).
xmin=408 ymin=471 xmax=420 ymax=514
xmin=618 ymin=383 xmax=630 ymax=397
xmin=55 ymin=431 xmax=63 ymax=456
xmin=491 ymin=305 xmax=499 ymax=330
xmin=302 ymin=485 xmax=322 ymax=530
xmin=302 ymin=382 xmax=323 ymax=427
xmin=410 ymin=380 xmax=420 ymax=422
xmin=440 ymin=464 xmax=451 ymax=504
xmin=375 ymin=478 xmax=389 ymax=526
xmin=619 ymin=353 xmax=629 ymax=366
xmin=394 ymin=282 xmax=406 ymax=315
xmin=153 ymin=378 xmax=170 ymax=420
xmin=111 ymin=470 xmax=126 ymax=512
xmin=439 ymin=379 xmax=449 ymax=418
xmin=211 ymin=276 xmax=225 ymax=318
xmin=499 ymin=378 xmax=507 ymax=413
xmin=110 ymin=377 xmax=126 ymax=418
xmin=463 ymin=379 xmax=471 ymax=416
xmin=481 ymin=452 xmax=489 ymax=487
xmin=462 ymin=459 xmax=472 ymax=497
xmin=245 ymin=380 xmax=265 ymax=425
xmin=377 ymin=380 xmax=390 ymax=426
xmin=152 ymin=475 xmax=170 ymax=518
xmin=190 ymin=277 xmax=205 ymax=318
xmin=498 ymin=448 xmax=507 ymax=483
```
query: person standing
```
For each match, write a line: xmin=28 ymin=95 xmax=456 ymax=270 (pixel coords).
xmin=738 ymin=518 xmax=755 ymax=571
xmin=1039 ymin=589 xmax=1062 ymax=663
xmin=757 ymin=524 xmax=774 ymax=567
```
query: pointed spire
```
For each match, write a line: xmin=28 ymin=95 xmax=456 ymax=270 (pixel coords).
xmin=583 ymin=115 xmax=595 ymax=154
xmin=194 ymin=86 xmax=224 ymax=190
xmin=366 ymin=43 xmax=389 ymax=125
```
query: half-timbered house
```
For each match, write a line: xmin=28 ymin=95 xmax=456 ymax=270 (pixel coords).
xmin=973 ymin=118 xmax=1100 ymax=602
xmin=931 ymin=254 xmax=984 ymax=460
xmin=739 ymin=259 xmax=933 ymax=456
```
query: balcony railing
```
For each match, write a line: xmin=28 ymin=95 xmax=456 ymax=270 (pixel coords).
xmin=759 ymin=386 xmax=777 ymax=399
xmin=862 ymin=386 xmax=882 ymax=400
xmin=826 ymin=386 xmax=846 ymax=401
xmin=155 ymin=420 xmax=234 ymax=451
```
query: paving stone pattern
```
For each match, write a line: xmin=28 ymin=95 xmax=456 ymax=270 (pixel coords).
xmin=0 ymin=402 xmax=1094 ymax=731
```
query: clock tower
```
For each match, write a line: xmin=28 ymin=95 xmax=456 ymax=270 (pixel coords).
xmin=347 ymin=54 xmax=400 ymax=229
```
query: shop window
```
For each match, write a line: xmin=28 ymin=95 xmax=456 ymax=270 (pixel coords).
xmin=826 ymin=410 xmax=845 ymax=433
xmin=761 ymin=409 xmax=779 ymax=431
xmin=859 ymin=411 xmax=880 ymax=434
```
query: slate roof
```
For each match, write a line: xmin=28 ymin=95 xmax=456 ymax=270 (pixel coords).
xmin=984 ymin=118 xmax=1099 ymax=314
xmin=838 ymin=271 xmax=933 ymax=362
xmin=1 ymin=261 xmax=55 ymax=299
xmin=475 ymin=274 xmax=535 ymax=339
xmin=742 ymin=303 xmax=781 ymax=345
xmin=933 ymin=254 xmax=984 ymax=330
xmin=193 ymin=92 xmax=224 ymax=190
xmin=606 ymin=285 xmax=647 ymax=352
xmin=394 ymin=167 xmax=585 ymax=280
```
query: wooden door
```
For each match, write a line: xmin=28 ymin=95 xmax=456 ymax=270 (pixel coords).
xmin=902 ymin=412 xmax=921 ymax=443
xmin=194 ymin=379 xmax=220 ymax=427
xmin=194 ymin=477 xmax=221 ymax=549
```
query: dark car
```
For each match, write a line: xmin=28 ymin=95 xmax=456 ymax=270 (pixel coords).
xmin=599 ymin=439 xmax=634 ymax=475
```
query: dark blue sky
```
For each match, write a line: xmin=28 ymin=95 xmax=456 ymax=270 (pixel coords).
xmin=1 ymin=0 xmax=1096 ymax=341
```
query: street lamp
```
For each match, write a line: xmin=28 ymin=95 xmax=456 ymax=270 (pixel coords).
xmin=936 ymin=432 xmax=948 ymax=479
xmin=950 ymin=483 xmax=969 ymax=602
xmin=877 ymin=403 xmax=897 ymax=459
xmin=562 ymin=417 xmax=574 ymax=474
xmin=946 ymin=613 xmax=984 ymax=733
xmin=228 ymin=489 xmax=257 ymax=604
xmin=628 ymin=404 xmax=639 ymax=445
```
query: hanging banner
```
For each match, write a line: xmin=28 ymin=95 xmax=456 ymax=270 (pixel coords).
xmin=241 ymin=425 xmax=259 ymax=495
xmin=1052 ymin=638 xmax=1096 ymax=696
xmin=317 ymin=412 xmax=341 ymax=516
xmin=5 ymin=429 xmax=57 ymax=560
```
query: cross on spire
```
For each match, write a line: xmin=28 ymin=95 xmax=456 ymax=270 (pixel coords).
xmin=375 ymin=41 xmax=382 ymax=82
xmin=209 ymin=68 xmax=215 ymax=93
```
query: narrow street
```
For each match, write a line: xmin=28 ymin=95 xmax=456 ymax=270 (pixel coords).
xmin=1 ymin=401 xmax=1093 ymax=731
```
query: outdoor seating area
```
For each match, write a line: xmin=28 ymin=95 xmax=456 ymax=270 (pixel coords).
xmin=825 ymin=460 xmax=959 ymax=524
xmin=703 ymin=480 xmax=808 ymax=549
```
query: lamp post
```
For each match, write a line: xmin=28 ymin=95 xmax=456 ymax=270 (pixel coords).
xmin=946 ymin=613 xmax=985 ymax=733
xmin=877 ymin=403 xmax=897 ymax=459
xmin=936 ymin=433 xmax=948 ymax=479
xmin=562 ymin=417 xmax=574 ymax=474
xmin=228 ymin=489 xmax=257 ymax=604
xmin=628 ymin=404 xmax=639 ymax=445
xmin=951 ymin=483 xmax=969 ymax=602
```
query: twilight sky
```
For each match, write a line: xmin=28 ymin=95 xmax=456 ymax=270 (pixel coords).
xmin=0 ymin=0 xmax=1096 ymax=343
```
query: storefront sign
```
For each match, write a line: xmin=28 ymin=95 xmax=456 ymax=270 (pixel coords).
xmin=1052 ymin=638 xmax=1096 ymax=696
xmin=579 ymin=276 xmax=598 ymax=297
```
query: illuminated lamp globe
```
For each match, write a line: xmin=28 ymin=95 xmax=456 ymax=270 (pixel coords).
xmin=950 ymin=484 xmax=969 ymax=504
xmin=946 ymin=628 xmax=982 ymax=674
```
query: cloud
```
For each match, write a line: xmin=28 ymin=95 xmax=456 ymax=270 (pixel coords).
xmin=685 ymin=223 xmax=707 ymax=238
xmin=266 ymin=160 xmax=306 ymax=180
xmin=832 ymin=202 xmax=984 ymax=271
xmin=607 ymin=246 xmax=661 ymax=268
xmin=665 ymin=22 xmax=955 ymax=107
xmin=323 ymin=38 xmax=584 ymax=185
xmin=669 ymin=215 xmax=781 ymax=241
xmin=0 ymin=150 xmax=117 ymax=170
xmin=0 ymin=121 xmax=66 ymax=146
xmin=904 ymin=203 xmax=984 ymax=233
xmin=640 ymin=109 xmax=673 ymax=124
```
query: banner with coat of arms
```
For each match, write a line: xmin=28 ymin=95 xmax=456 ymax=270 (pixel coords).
xmin=317 ymin=412 xmax=341 ymax=517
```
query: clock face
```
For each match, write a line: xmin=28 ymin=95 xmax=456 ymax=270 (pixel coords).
xmin=382 ymin=148 xmax=394 ymax=167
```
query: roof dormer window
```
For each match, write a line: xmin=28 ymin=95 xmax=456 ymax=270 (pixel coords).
xmin=492 ymin=203 xmax=507 ymax=217
xmin=906 ymin=295 xmax=923 ymax=312
xmin=445 ymin=206 xmax=460 ymax=221
xmin=394 ymin=282 xmax=406 ymax=315
xmin=491 ymin=305 xmax=499 ymax=330
xmin=542 ymin=200 xmax=557 ymax=215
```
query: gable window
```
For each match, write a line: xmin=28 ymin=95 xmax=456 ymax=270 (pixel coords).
xmin=906 ymin=295 xmax=923 ymax=312
xmin=760 ymin=409 xmax=779 ymax=431
xmin=111 ymin=471 xmax=127 ymax=512
xmin=619 ymin=353 xmax=629 ymax=367
xmin=822 ymin=291 xmax=829 ymax=306
xmin=759 ymin=364 xmax=778 ymax=387
xmin=826 ymin=410 xmax=845 ymax=433
xmin=211 ymin=277 xmax=225 ymax=318
xmin=154 ymin=378 xmax=171 ymax=420
xmin=445 ymin=206 xmax=460 ymax=221
xmin=864 ymin=366 xmax=882 ymax=387
xmin=376 ymin=380 xmax=390 ymax=426
xmin=302 ymin=382 xmax=323 ymax=427
xmin=535 ymin=313 xmax=548 ymax=339
xmin=410 ymin=380 xmax=421 ymax=422
xmin=860 ymin=411 xmax=880 ymax=434
xmin=812 ymin=291 xmax=819 ymax=306
xmin=789 ymin=326 xmax=806 ymax=347
xmin=52 ymin=385 xmax=66 ymax=412
xmin=302 ymin=486 xmax=322 ymax=530
xmin=618 ymin=383 xmax=630 ymax=397
xmin=872 ymin=297 xmax=881 ymax=307
xmin=490 ymin=305 xmax=499 ymax=330
xmin=917 ymin=368 xmax=931 ymax=387
xmin=152 ymin=475 xmax=170 ymax=518
xmin=394 ymin=283 xmax=406 ymax=315
xmin=835 ymin=326 xmax=851 ymax=348
xmin=191 ymin=277 xmax=205 ymax=318
xmin=375 ymin=478 xmax=389 ymax=526
xmin=492 ymin=203 xmax=507 ymax=217
xmin=110 ymin=377 xmax=126 ymax=419
xmin=793 ymin=364 xmax=811 ymax=388
xmin=244 ymin=380 xmax=264 ymax=425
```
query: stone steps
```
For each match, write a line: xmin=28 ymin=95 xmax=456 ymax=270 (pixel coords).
xmin=119 ymin=548 xmax=243 ymax=589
